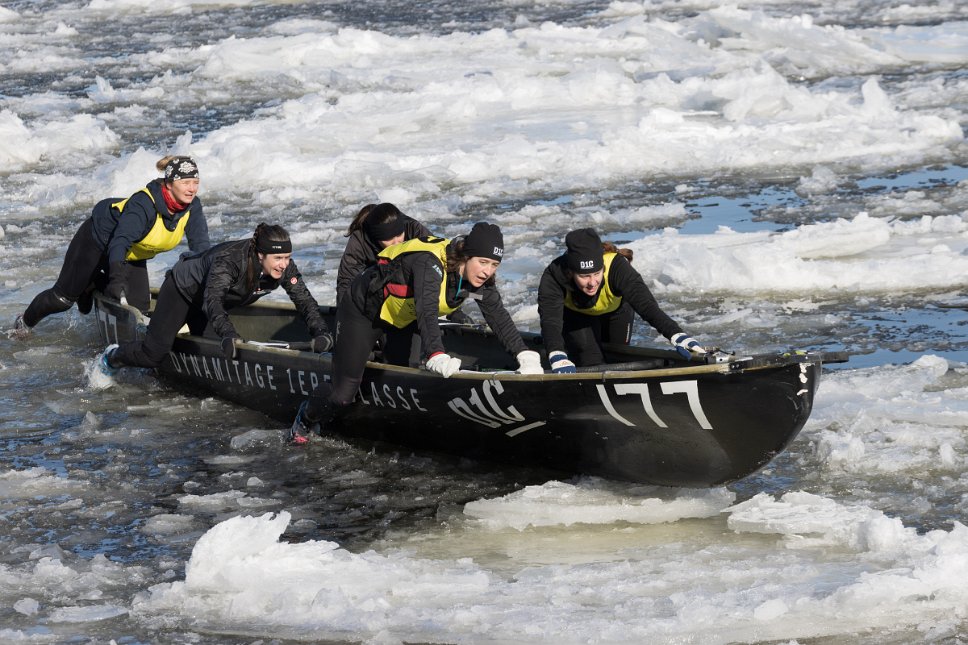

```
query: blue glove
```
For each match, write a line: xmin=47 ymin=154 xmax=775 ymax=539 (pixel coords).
xmin=548 ymin=351 xmax=577 ymax=374
xmin=671 ymin=333 xmax=706 ymax=359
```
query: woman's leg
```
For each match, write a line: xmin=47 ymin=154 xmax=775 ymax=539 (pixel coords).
xmin=292 ymin=299 xmax=382 ymax=440
xmin=111 ymin=277 xmax=191 ymax=368
xmin=562 ymin=308 xmax=606 ymax=366
xmin=382 ymin=323 xmax=421 ymax=367
xmin=124 ymin=261 xmax=151 ymax=314
xmin=323 ymin=298 xmax=385 ymax=410
xmin=600 ymin=302 xmax=634 ymax=345
xmin=22 ymin=219 xmax=104 ymax=328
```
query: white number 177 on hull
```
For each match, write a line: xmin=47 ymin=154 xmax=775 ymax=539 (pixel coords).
xmin=597 ymin=381 xmax=712 ymax=430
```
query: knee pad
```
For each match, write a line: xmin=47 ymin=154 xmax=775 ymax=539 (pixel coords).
xmin=48 ymin=288 xmax=76 ymax=309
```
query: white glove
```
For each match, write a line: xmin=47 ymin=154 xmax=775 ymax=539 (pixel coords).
xmin=516 ymin=350 xmax=544 ymax=375
xmin=426 ymin=352 xmax=462 ymax=377
xmin=671 ymin=332 xmax=707 ymax=359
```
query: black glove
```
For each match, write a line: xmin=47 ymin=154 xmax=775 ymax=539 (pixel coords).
xmin=311 ymin=332 xmax=334 ymax=353
xmin=221 ymin=335 xmax=242 ymax=360
xmin=104 ymin=262 xmax=128 ymax=302
xmin=446 ymin=309 xmax=474 ymax=325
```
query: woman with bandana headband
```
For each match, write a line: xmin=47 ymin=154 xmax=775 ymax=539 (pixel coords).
xmin=14 ymin=155 xmax=211 ymax=337
xmin=287 ymin=221 xmax=543 ymax=445
xmin=99 ymin=223 xmax=332 ymax=373
xmin=537 ymin=228 xmax=707 ymax=372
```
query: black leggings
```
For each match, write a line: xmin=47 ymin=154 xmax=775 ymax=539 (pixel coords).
xmin=23 ymin=217 xmax=150 ymax=327
xmin=309 ymin=295 xmax=419 ymax=417
xmin=562 ymin=301 xmax=635 ymax=366
xmin=112 ymin=275 xmax=206 ymax=368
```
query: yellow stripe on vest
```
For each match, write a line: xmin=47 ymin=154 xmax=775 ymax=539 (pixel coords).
xmin=377 ymin=237 xmax=460 ymax=328
xmin=114 ymin=188 xmax=191 ymax=261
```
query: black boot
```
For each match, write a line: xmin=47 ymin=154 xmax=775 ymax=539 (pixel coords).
xmin=22 ymin=288 xmax=73 ymax=328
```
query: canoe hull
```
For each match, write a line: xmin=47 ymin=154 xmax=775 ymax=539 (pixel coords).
xmin=94 ymin=295 xmax=826 ymax=487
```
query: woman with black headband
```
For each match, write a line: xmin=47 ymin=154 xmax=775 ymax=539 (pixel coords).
xmin=537 ymin=228 xmax=707 ymax=372
xmin=335 ymin=203 xmax=431 ymax=305
xmin=14 ymin=156 xmax=211 ymax=337
xmin=287 ymin=221 xmax=543 ymax=444
xmin=335 ymin=202 xmax=474 ymax=324
xmin=99 ymin=223 xmax=332 ymax=373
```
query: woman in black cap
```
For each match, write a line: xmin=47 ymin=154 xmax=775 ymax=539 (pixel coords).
xmin=15 ymin=155 xmax=211 ymax=337
xmin=288 ymin=221 xmax=543 ymax=444
xmin=537 ymin=228 xmax=705 ymax=372
xmin=99 ymin=223 xmax=332 ymax=374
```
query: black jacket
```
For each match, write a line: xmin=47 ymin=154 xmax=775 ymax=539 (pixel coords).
xmin=91 ymin=179 xmax=210 ymax=264
xmin=350 ymin=245 xmax=526 ymax=360
xmin=335 ymin=215 xmax=431 ymax=305
xmin=537 ymin=253 xmax=683 ymax=354
xmin=170 ymin=239 xmax=328 ymax=340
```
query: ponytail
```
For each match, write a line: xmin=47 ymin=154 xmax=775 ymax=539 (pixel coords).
xmin=602 ymin=241 xmax=633 ymax=264
xmin=346 ymin=204 xmax=377 ymax=236
xmin=156 ymin=156 xmax=176 ymax=174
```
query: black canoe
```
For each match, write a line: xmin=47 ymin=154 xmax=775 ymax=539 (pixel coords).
xmin=93 ymin=292 xmax=845 ymax=487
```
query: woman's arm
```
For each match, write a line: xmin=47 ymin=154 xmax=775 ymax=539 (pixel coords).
xmin=335 ymin=232 xmax=373 ymax=306
xmin=202 ymin=253 xmax=243 ymax=339
xmin=410 ymin=254 xmax=448 ymax=359
xmin=282 ymin=261 xmax=330 ymax=337
xmin=536 ymin=263 xmax=568 ymax=354
xmin=610 ymin=256 xmax=683 ymax=339
xmin=106 ymin=191 xmax=154 ymax=264
xmin=183 ymin=199 xmax=211 ymax=253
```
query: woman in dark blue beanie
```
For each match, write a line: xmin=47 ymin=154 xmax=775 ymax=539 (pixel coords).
xmin=537 ymin=228 xmax=706 ymax=371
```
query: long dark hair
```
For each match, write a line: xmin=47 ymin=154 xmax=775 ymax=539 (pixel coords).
xmin=446 ymin=237 xmax=496 ymax=287
xmin=604 ymin=241 xmax=633 ymax=263
xmin=345 ymin=203 xmax=403 ymax=236
xmin=247 ymin=223 xmax=290 ymax=290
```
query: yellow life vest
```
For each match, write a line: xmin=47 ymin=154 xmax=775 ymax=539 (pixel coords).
xmin=377 ymin=236 xmax=460 ymax=328
xmin=113 ymin=188 xmax=191 ymax=261
xmin=564 ymin=252 xmax=623 ymax=315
